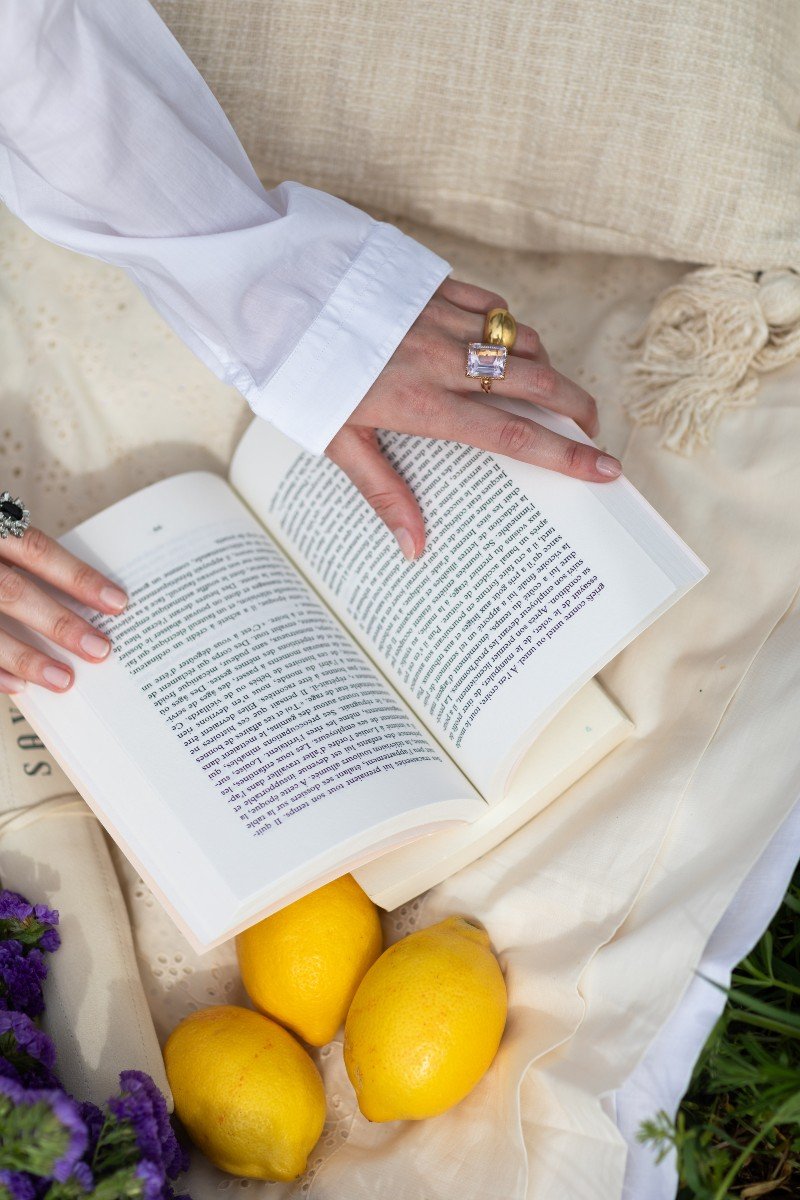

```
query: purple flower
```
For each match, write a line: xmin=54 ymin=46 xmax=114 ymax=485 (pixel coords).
xmin=48 ymin=1089 xmax=90 ymax=1183
xmin=0 ymin=1075 xmax=88 ymax=1185
xmin=0 ymin=890 xmax=60 ymax=953
xmin=114 ymin=1071 xmax=189 ymax=1180
xmin=0 ymin=1170 xmax=38 ymax=1200
xmin=135 ymin=1159 xmax=167 ymax=1200
xmin=0 ymin=891 xmax=35 ymax=922
xmin=0 ymin=1052 xmax=23 ymax=1084
xmin=79 ymin=1098 xmax=105 ymax=1157
xmin=70 ymin=1159 xmax=94 ymax=1191
xmin=34 ymin=926 xmax=60 ymax=956
xmin=0 ymin=1010 xmax=57 ymax=1087
xmin=0 ymin=1069 xmax=25 ymax=1103
xmin=0 ymin=942 xmax=47 ymax=1016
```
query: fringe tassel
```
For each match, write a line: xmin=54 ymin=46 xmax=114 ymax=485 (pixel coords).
xmin=623 ymin=266 xmax=800 ymax=454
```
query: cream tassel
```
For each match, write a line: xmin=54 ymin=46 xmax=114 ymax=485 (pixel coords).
xmin=623 ymin=266 xmax=800 ymax=453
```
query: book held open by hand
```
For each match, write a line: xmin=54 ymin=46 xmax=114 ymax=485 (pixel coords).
xmin=14 ymin=403 xmax=706 ymax=951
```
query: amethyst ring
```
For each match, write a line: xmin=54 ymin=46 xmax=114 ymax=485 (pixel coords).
xmin=465 ymin=307 xmax=518 ymax=393
xmin=0 ymin=492 xmax=31 ymax=539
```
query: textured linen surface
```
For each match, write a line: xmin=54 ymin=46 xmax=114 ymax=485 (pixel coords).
xmin=0 ymin=0 xmax=450 ymax=454
xmin=1 ymin=205 xmax=799 ymax=1198
xmin=153 ymin=0 xmax=800 ymax=270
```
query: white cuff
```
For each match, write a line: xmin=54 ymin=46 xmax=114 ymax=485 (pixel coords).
xmin=237 ymin=222 xmax=452 ymax=455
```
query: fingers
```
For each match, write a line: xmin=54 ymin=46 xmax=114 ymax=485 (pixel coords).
xmin=428 ymin=301 xmax=550 ymax=364
xmin=0 ymin=627 xmax=73 ymax=693
xmin=437 ymin=276 xmax=509 ymax=314
xmin=0 ymin=563 xmax=111 ymax=664
xmin=431 ymin=333 xmax=597 ymax=436
xmin=326 ymin=428 xmax=426 ymax=560
xmin=435 ymin=278 xmax=550 ymax=363
xmin=0 ymin=527 xmax=127 ymax=615
xmin=411 ymin=393 xmax=621 ymax=482
xmin=0 ymin=666 xmax=26 ymax=695
xmin=499 ymin=360 xmax=599 ymax=437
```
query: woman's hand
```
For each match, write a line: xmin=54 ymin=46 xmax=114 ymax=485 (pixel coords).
xmin=326 ymin=277 xmax=622 ymax=560
xmin=0 ymin=528 xmax=127 ymax=695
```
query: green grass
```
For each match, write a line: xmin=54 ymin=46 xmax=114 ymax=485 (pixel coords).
xmin=637 ymin=858 xmax=800 ymax=1199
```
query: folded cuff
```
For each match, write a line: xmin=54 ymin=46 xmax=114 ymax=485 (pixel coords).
xmin=239 ymin=222 xmax=452 ymax=455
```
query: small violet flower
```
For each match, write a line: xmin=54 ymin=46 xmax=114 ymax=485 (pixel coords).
xmin=0 ymin=942 xmax=47 ymax=1017
xmin=111 ymin=1071 xmax=189 ymax=1180
xmin=0 ymin=888 xmax=190 ymax=1198
xmin=0 ymin=1074 xmax=88 ymax=1185
xmin=79 ymin=1098 xmax=105 ymax=1159
xmin=135 ymin=1159 xmax=167 ymax=1200
xmin=0 ymin=1169 xmax=38 ymax=1200
xmin=0 ymin=890 xmax=60 ymax=954
xmin=0 ymin=1010 xmax=58 ymax=1088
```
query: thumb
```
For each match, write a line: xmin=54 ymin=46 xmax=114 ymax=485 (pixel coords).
xmin=326 ymin=427 xmax=426 ymax=560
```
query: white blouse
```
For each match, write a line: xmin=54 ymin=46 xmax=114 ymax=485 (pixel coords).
xmin=0 ymin=0 xmax=452 ymax=454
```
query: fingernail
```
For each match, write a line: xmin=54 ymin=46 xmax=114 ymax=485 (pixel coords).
xmin=43 ymin=665 xmax=72 ymax=690
xmin=596 ymin=454 xmax=622 ymax=478
xmin=0 ymin=669 xmax=26 ymax=693
xmin=80 ymin=632 xmax=110 ymax=660
xmin=393 ymin=528 xmax=417 ymax=561
xmin=99 ymin=584 xmax=128 ymax=612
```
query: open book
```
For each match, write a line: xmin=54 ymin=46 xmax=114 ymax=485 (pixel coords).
xmin=14 ymin=404 xmax=706 ymax=951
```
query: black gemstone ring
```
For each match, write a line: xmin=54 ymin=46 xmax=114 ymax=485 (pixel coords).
xmin=0 ymin=492 xmax=31 ymax=540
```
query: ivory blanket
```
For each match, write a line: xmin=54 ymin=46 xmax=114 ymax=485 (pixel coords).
xmin=0 ymin=205 xmax=798 ymax=1198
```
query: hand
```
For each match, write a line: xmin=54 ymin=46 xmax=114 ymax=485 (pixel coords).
xmin=326 ymin=277 xmax=622 ymax=560
xmin=0 ymin=528 xmax=128 ymax=695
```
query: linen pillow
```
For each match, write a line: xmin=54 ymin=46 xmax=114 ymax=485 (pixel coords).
xmin=153 ymin=0 xmax=800 ymax=271
xmin=152 ymin=0 xmax=800 ymax=453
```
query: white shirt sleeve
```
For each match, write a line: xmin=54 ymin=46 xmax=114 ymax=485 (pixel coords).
xmin=0 ymin=0 xmax=452 ymax=454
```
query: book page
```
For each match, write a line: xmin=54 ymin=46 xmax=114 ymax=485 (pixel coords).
xmin=12 ymin=473 xmax=481 ymax=949
xmin=230 ymin=407 xmax=705 ymax=800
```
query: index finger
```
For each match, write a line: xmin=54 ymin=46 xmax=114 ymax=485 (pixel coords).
xmin=0 ymin=527 xmax=128 ymax=615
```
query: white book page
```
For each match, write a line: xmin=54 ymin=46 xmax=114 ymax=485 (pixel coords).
xmin=230 ymin=407 xmax=706 ymax=800
xmin=12 ymin=474 xmax=480 ymax=949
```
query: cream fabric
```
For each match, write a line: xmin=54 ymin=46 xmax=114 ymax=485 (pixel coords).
xmin=0 ymin=706 xmax=170 ymax=1108
xmin=1 ymin=204 xmax=799 ymax=1197
xmin=153 ymin=0 xmax=800 ymax=270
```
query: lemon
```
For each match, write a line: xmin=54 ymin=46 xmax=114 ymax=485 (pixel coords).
xmin=236 ymin=874 xmax=383 ymax=1047
xmin=344 ymin=915 xmax=507 ymax=1121
xmin=164 ymin=1005 xmax=325 ymax=1181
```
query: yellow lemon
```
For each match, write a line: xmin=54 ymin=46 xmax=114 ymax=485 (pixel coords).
xmin=344 ymin=915 xmax=507 ymax=1121
xmin=164 ymin=1005 xmax=325 ymax=1181
xmin=236 ymin=874 xmax=383 ymax=1047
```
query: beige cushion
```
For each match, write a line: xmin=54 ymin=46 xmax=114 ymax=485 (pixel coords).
xmin=154 ymin=0 xmax=800 ymax=269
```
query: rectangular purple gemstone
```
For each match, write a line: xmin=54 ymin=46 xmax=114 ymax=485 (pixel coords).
xmin=466 ymin=343 xmax=508 ymax=379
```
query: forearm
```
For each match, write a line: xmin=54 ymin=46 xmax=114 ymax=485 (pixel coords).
xmin=0 ymin=0 xmax=451 ymax=453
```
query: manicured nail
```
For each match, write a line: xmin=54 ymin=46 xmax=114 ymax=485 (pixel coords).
xmin=596 ymin=454 xmax=622 ymax=478
xmin=80 ymin=632 xmax=110 ymax=660
xmin=43 ymin=665 xmax=72 ymax=690
xmin=99 ymin=584 xmax=128 ymax=612
xmin=393 ymin=528 xmax=417 ymax=561
xmin=0 ymin=669 xmax=26 ymax=693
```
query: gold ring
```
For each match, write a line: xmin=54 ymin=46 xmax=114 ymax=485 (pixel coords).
xmin=465 ymin=307 xmax=518 ymax=393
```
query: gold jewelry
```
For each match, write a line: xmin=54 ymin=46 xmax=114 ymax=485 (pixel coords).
xmin=465 ymin=307 xmax=518 ymax=393
xmin=483 ymin=307 xmax=518 ymax=350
